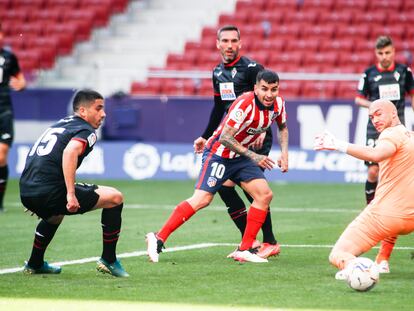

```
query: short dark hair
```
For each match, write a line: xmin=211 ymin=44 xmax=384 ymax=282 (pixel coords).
xmin=256 ymin=70 xmax=279 ymax=84
xmin=375 ymin=36 xmax=393 ymax=50
xmin=217 ymin=25 xmax=240 ymax=40
xmin=72 ymin=89 xmax=103 ymax=112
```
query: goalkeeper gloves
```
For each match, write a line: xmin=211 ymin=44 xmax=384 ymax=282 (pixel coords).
xmin=314 ymin=130 xmax=349 ymax=153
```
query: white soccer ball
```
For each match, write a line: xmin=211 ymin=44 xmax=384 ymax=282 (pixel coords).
xmin=347 ymin=257 xmax=380 ymax=292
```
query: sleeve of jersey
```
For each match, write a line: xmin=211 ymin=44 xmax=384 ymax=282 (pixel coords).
xmin=201 ymin=96 xmax=226 ymax=139
xmin=11 ymin=54 xmax=21 ymax=76
xmin=226 ymin=98 xmax=248 ymax=130
xmin=275 ymin=97 xmax=287 ymax=126
xmin=356 ymin=72 xmax=368 ymax=98
xmin=248 ymin=63 xmax=264 ymax=86
xmin=378 ymin=128 xmax=401 ymax=150
xmin=405 ymin=67 xmax=414 ymax=94
xmin=72 ymin=130 xmax=97 ymax=154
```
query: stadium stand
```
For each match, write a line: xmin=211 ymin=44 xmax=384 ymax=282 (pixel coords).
xmin=133 ymin=0 xmax=413 ymax=99
xmin=5 ymin=0 xmax=412 ymax=99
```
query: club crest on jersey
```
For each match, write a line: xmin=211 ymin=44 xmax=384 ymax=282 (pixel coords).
xmin=231 ymin=67 xmax=237 ymax=78
xmin=394 ymin=71 xmax=400 ymax=81
xmin=207 ymin=177 xmax=217 ymax=187
xmin=87 ymin=133 xmax=97 ymax=147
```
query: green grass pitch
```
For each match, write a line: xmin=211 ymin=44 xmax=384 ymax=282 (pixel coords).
xmin=0 ymin=179 xmax=413 ymax=310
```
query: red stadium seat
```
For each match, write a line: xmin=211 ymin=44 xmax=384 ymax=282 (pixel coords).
xmin=301 ymin=24 xmax=335 ymax=40
xmin=62 ymin=11 xmax=95 ymax=41
xmin=369 ymin=25 xmax=406 ymax=41
xmin=29 ymin=9 xmax=62 ymax=23
xmin=44 ymin=0 xmax=79 ymax=8
xmin=249 ymin=51 xmax=269 ymax=67
xmin=161 ymin=78 xmax=196 ymax=96
xmin=2 ymin=8 xmax=31 ymax=22
xmin=12 ymin=0 xmax=45 ymax=9
xmin=300 ymin=0 xmax=334 ymax=11
xmin=319 ymin=39 xmax=354 ymax=53
xmin=13 ymin=49 xmax=42 ymax=72
xmin=335 ymin=25 xmax=370 ymax=40
xmin=264 ymin=0 xmax=298 ymax=11
xmin=79 ymin=0 xmax=112 ymax=26
xmin=279 ymin=80 xmax=302 ymax=99
xmin=336 ymin=81 xmax=359 ymax=99
xmin=353 ymin=11 xmax=387 ymax=26
xmin=318 ymin=10 xmax=353 ymax=25
xmin=303 ymin=52 xmax=338 ymax=68
xmin=367 ymin=0 xmax=403 ymax=11
xmin=197 ymin=79 xmax=213 ymax=96
xmin=285 ymin=39 xmax=319 ymax=52
xmin=218 ymin=13 xmax=248 ymax=27
xmin=0 ymin=0 xmax=11 ymax=9
xmin=110 ymin=0 xmax=129 ymax=13
xmin=334 ymin=0 xmax=369 ymax=11
xmin=268 ymin=51 xmax=304 ymax=67
xmin=302 ymin=81 xmax=337 ymax=99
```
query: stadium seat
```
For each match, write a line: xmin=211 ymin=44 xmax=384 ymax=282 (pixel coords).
xmin=334 ymin=0 xmax=369 ymax=11
xmin=44 ymin=0 xmax=79 ymax=8
xmin=3 ymin=37 xmax=25 ymax=51
xmin=285 ymin=39 xmax=319 ymax=52
xmin=1 ymin=8 xmax=31 ymax=22
xmin=80 ymin=0 xmax=112 ymax=26
xmin=62 ymin=11 xmax=95 ymax=41
xmin=264 ymin=0 xmax=298 ymax=11
xmin=369 ymin=25 xmax=406 ymax=41
xmin=279 ymin=80 xmax=302 ymax=99
xmin=303 ymin=52 xmax=338 ymax=68
xmin=268 ymin=51 xmax=304 ymax=68
xmin=319 ymin=39 xmax=354 ymax=53
xmin=0 ymin=0 xmax=11 ymax=9
xmin=336 ymin=81 xmax=358 ymax=99
xmin=13 ymin=49 xmax=41 ymax=72
xmin=302 ymin=81 xmax=337 ymax=99
xmin=110 ymin=0 xmax=129 ymax=13
xmin=367 ymin=0 xmax=403 ymax=11
xmin=12 ymin=0 xmax=44 ymax=10
xmin=29 ymin=9 xmax=62 ymax=23
xmin=300 ymin=0 xmax=334 ymax=11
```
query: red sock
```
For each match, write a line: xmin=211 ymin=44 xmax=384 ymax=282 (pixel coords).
xmin=376 ymin=236 xmax=397 ymax=263
xmin=240 ymin=206 xmax=267 ymax=251
xmin=157 ymin=201 xmax=195 ymax=242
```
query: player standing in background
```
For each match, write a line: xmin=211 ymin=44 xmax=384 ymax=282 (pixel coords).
xmin=20 ymin=89 xmax=129 ymax=277
xmin=147 ymin=70 xmax=288 ymax=263
xmin=314 ymin=99 xmax=414 ymax=280
xmin=193 ymin=25 xmax=280 ymax=258
xmin=355 ymin=36 xmax=414 ymax=273
xmin=0 ymin=24 xmax=26 ymax=212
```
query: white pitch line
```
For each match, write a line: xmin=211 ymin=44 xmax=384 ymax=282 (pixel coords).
xmin=1 ymin=242 xmax=414 ymax=275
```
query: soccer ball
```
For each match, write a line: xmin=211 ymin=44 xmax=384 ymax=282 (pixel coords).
xmin=347 ymin=257 xmax=380 ymax=292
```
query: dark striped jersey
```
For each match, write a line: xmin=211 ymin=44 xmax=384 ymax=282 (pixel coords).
xmin=0 ymin=48 xmax=21 ymax=113
xmin=202 ymin=56 xmax=264 ymax=139
xmin=357 ymin=63 xmax=414 ymax=138
xmin=206 ymin=91 xmax=286 ymax=159
xmin=20 ymin=116 xmax=97 ymax=196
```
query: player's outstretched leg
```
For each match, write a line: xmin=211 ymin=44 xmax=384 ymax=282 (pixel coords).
xmin=146 ymin=201 xmax=195 ymax=262
xmin=96 ymin=203 xmax=129 ymax=277
xmin=23 ymin=218 xmax=62 ymax=275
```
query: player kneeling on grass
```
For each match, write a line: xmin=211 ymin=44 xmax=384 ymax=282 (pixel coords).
xmin=314 ymin=99 xmax=414 ymax=280
xmin=20 ymin=89 xmax=128 ymax=277
xmin=146 ymin=70 xmax=289 ymax=263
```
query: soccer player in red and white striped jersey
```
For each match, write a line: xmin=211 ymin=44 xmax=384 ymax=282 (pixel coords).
xmin=147 ymin=70 xmax=289 ymax=263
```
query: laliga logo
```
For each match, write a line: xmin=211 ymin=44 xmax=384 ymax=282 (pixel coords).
xmin=123 ymin=143 xmax=160 ymax=180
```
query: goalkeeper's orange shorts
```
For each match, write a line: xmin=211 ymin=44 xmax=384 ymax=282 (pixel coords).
xmin=329 ymin=209 xmax=414 ymax=269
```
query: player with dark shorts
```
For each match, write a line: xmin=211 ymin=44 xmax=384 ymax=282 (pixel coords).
xmin=193 ymin=25 xmax=278 ymax=258
xmin=147 ymin=70 xmax=289 ymax=263
xmin=0 ymin=24 xmax=26 ymax=212
xmin=355 ymin=35 xmax=414 ymax=273
xmin=20 ymin=89 xmax=129 ymax=277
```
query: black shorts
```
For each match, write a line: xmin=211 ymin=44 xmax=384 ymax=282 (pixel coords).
xmin=0 ymin=110 xmax=14 ymax=146
xmin=20 ymin=183 xmax=100 ymax=220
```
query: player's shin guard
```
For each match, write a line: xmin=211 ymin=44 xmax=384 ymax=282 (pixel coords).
xmin=365 ymin=180 xmax=377 ymax=204
xmin=219 ymin=186 xmax=247 ymax=237
xmin=0 ymin=165 xmax=9 ymax=209
xmin=240 ymin=207 xmax=267 ymax=251
xmin=157 ymin=201 xmax=195 ymax=242
xmin=101 ymin=203 xmax=123 ymax=264
xmin=376 ymin=236 xmax=397 ymax=263
xmin=28 ymin=220 xmax=60 ymax=269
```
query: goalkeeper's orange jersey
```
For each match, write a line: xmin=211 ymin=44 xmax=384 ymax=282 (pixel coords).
xmin=366 ymin=124 xmax=414 ymax=219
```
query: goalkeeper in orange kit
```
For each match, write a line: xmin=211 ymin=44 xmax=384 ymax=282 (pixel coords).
xmin=314 ymin=99 xmax=414 ymax=280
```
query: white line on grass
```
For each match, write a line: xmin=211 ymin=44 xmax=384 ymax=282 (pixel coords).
xmin=1 ymin=242 xmax=414 ymax=275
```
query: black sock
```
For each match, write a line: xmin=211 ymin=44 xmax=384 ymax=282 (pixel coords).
xmin=0 ymin=165 xmax=9 ymax=209
xmin=218 ymin=186 xmax=246 ymax=237
xmin=365 ymin=180 xmax=377 ymax=204
xmin=243 ymin=190 xmax=277 ymax=244
xmin=101 ymin=203 xmax=123 ymax=263
xmin=28 ymin=220 xmax=60 ymax=268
